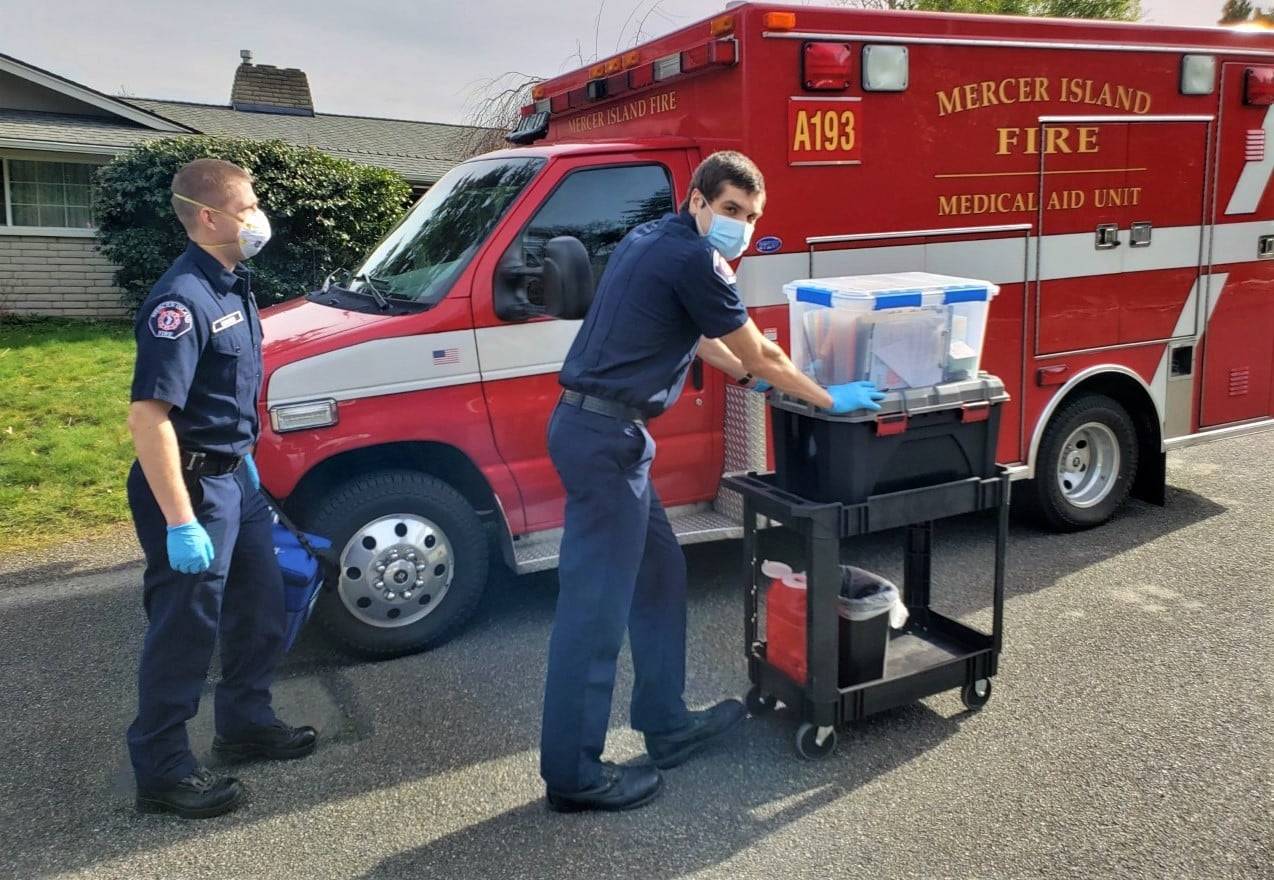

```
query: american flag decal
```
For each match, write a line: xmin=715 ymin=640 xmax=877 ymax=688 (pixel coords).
xmin=1246 ymin=129 xmax=1266 ymax=163
xmin=432 ymin=347 xmax=460 ymax=366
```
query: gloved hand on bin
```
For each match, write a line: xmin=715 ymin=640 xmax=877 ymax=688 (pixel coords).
xmin=825 ymin=380 xmax=886 ymax=415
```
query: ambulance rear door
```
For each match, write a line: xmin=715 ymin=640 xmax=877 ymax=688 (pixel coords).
xmin=1200 ymin=62 xmax=1274 ymax=428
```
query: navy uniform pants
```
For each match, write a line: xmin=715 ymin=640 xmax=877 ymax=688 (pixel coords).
xmin=125 ymin=460 xmax=285 ymax=790
xmin=540 ymin=403 xmax=690 ymax=792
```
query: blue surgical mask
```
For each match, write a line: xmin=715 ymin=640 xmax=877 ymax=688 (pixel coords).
xmin=696 ymin=199 xmax=754 ymax=260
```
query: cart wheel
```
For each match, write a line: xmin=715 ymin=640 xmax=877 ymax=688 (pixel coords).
xmin=794 ymin=722 xmax=838 ymax=760
xmin=745 ymin=686 xmax=775 ymax=716
xmin=961 ymin=678 xmax=992 ymax=711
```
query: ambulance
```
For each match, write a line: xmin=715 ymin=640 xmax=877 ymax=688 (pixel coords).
xmin=256 ymin=3 xmax=1274 ymax=655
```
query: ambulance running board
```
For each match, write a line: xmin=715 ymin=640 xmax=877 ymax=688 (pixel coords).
xmin=510 ymin=504 xmax=741 ymax=574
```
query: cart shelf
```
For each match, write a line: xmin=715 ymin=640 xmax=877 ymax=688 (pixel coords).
xmin=722 ymin=469 xmax=1010 ymax=759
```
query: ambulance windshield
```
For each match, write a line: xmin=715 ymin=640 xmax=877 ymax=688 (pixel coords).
xmin=349 ymin=156 xmax=545 ymax=306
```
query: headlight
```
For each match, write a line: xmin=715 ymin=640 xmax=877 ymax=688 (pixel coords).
xmin=269 ymin=399 xmax=338 ymax=433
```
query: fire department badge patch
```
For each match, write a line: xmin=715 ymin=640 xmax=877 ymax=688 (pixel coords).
xmin=148 ymin=301 xmax=194 ymax=340
xmin=712 ymin=250 xmax=736 ymax=285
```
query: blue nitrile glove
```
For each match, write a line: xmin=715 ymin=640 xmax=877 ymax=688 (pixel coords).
xmin=826 ymin=381 xmax=887 ymax=415
xmin=243 ymin=452 xmax=260 ymax=492
xmin=750 ymin=378 xmax=772 ymax=394
xmin=166 ymin=520 xmax=215 ymax=574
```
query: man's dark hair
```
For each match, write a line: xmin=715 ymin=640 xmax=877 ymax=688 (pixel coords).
xmin=681 ymin=151 xmax=765 ymax=211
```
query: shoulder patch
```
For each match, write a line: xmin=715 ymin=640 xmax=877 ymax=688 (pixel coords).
xmin=148 ymin=300 xmax=194 ymax=340
xmin=712 ymin=250 xmax=737 ymax=285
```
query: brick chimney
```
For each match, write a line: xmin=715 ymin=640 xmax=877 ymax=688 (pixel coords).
xmin=231 ymin=50 xmax=315 ymax=116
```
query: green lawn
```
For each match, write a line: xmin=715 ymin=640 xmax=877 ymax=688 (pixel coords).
xmin=0 ymin=318 xmax=136 ymax=554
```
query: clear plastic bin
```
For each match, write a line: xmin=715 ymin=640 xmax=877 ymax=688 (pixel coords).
xmin=784 ymin=272 xmax=999 ymax=391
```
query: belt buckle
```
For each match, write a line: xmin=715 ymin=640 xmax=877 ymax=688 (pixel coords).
xmin=183 ymin=450 xmax=207 ymax=472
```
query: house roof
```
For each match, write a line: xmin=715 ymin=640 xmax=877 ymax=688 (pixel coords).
xmin=122 ymin=99 xmax=487 ymax=183
xmin=0 ymin=108 xmax=166 ymax=153
xmin=0 ymin=51 xmax=490 ymax=185
xmin=0 ymin=52 xmax=190 ymax=133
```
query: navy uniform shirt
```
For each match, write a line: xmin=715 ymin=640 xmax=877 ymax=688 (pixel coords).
xmin=560 ymin=209 xmax=749 ymax=417
xmin=130 ymin=242 xmax=263 ymax=457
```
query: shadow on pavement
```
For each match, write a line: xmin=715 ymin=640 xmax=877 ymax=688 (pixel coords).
xmin=356 ymin=701 xmax=962 ymax=880
xmin=0 ymin=481 xmax=1224 ymax=877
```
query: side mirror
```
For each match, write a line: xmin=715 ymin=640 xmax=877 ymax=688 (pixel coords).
xmin=542 ymin=236 xmax=594 ymax=320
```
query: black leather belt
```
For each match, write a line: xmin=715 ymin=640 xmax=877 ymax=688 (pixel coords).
xmin=559 ymin=390 xmax=645 ymax=424
xmin=180 ymin=449 xmax=243 ymax=478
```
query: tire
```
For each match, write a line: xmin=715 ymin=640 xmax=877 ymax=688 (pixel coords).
xmin=961 ymin=678 xmax=992 ymax=711
xmin=794 ymin=722 xmax=838 ymax=760
xmin=307 ymin=470 xmax=489 ymax=658
xmin=1026 ymin=393 xmax=1139 ymax=531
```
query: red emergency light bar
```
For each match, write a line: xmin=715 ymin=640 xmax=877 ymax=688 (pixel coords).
xmin=521 ymin=37 xmax=738 ymax=122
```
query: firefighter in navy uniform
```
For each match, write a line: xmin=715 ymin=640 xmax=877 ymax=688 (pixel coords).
xmin=126 ymin=159 xmax=315 ymax=820
xmin=541 ymin=151 xmax=885 ymax=812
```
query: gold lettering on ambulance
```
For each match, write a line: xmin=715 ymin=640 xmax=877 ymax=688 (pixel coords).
xmin=792 ymin=111 xmax=812 ymax=152
xmin=996 ymin=125 xmax=1100 ymax=156
xmin=1093 ymin=186 xmax=1143 ymax=208
xmin=941 ymin=76 xmax=1148 ymax=117
xmin=938 ymin=191 xmax=1038 ymax=216
xmin=1047 ymin=189 xmax=1085 ymax=210
xmin=1060 ymin=78 xmax=1152 ymax=113
xmin=565 ymin=89 xmax=677 ymax=134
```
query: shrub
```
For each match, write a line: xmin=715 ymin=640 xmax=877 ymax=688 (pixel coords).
xmin=94 ymin=136 xmax=412 ymax=310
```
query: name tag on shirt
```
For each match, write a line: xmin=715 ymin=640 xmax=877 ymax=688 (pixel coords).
xmin=211 ymin=311 xmax=245 ymax=334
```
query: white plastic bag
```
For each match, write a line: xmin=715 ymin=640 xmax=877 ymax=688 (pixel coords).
xmin=839 ymin=566 xmax=909 ymax=629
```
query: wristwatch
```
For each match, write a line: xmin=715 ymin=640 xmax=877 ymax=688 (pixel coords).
xmin=737 ymin=372 xmax=755 ymax=387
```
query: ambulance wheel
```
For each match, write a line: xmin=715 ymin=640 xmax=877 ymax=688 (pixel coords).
xmin=746 ymin=686 xmax=775 ymax=716
xmin=794 ymin=722 xmax=837 ymax=760
xmin=961 ymin=678 xmax=992 ymax=711
xmin=1027 ymin=393 xmax=1138 ymax=531
xmin=308 ymin=469 xmax=488 ymax=657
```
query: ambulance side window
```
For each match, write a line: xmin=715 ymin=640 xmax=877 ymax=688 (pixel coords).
xmin=510 ymin=164 xmax=673 ymax=311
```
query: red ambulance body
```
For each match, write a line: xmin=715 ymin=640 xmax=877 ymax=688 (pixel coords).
xmin=255 ymin=4 xmax=1274 ymax=655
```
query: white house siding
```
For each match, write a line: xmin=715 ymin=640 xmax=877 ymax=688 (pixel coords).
xmin=0 ymin=234 xmax=127 ymax=318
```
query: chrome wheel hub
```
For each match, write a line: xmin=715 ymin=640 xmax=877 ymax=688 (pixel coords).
xmin=1056 ymin=421 xmax=1120 ymax=509
xmin=336 ymin=515 xmax=454 ymax=628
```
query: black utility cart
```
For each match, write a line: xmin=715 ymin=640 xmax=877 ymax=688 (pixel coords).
xmin=722 ymin=468 xmax=1011 ymax=760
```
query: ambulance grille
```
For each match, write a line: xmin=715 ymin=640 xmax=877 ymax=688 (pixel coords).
xmin=1228 ymin=367 xmax=1251 ymax=397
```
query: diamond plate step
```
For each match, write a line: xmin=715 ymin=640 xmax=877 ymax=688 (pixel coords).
xmin=511 ymin=506 xmax=741 ymax=574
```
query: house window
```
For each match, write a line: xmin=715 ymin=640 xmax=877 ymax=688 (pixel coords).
xmin=1 ymin=158 xmax=100 ymax=229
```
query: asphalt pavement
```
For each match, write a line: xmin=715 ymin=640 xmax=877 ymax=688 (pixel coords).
xmin=0 ymin=434 xmax=1270 ymax=880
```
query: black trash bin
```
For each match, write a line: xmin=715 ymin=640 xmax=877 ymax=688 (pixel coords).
xmin=837 ymin=567 xmax=903 ymax=687
xmin=771 ymin=375 xmax=1009 ymax=504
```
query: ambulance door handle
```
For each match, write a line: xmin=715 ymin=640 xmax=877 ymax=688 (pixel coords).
xmin=1129 ymin=222 xmax=1152 ymax=248
xmin=1095 ymin=224 xmax=1121 ymax=250
xmin=691 ymin=357 xmax=704 ymax=391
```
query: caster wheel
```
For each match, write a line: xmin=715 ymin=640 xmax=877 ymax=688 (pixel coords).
xmin=961 ymin=678 xmax=992 ymax=710
xmin=794 ymin=722 xmax=837 ymax=760
xmin=745 ymin=686 xmax=775 ymax=716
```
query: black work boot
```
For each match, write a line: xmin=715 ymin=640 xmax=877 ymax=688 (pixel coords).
xmin=546 ymin=762 xmax=663 ymax=813
xmin=135 ymin=768 xmax=244 ymax=819
xmin=644 ymin=699 xmax=746 ymax=770
xmin=212 ymin=720 xmax=318 ymax=763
